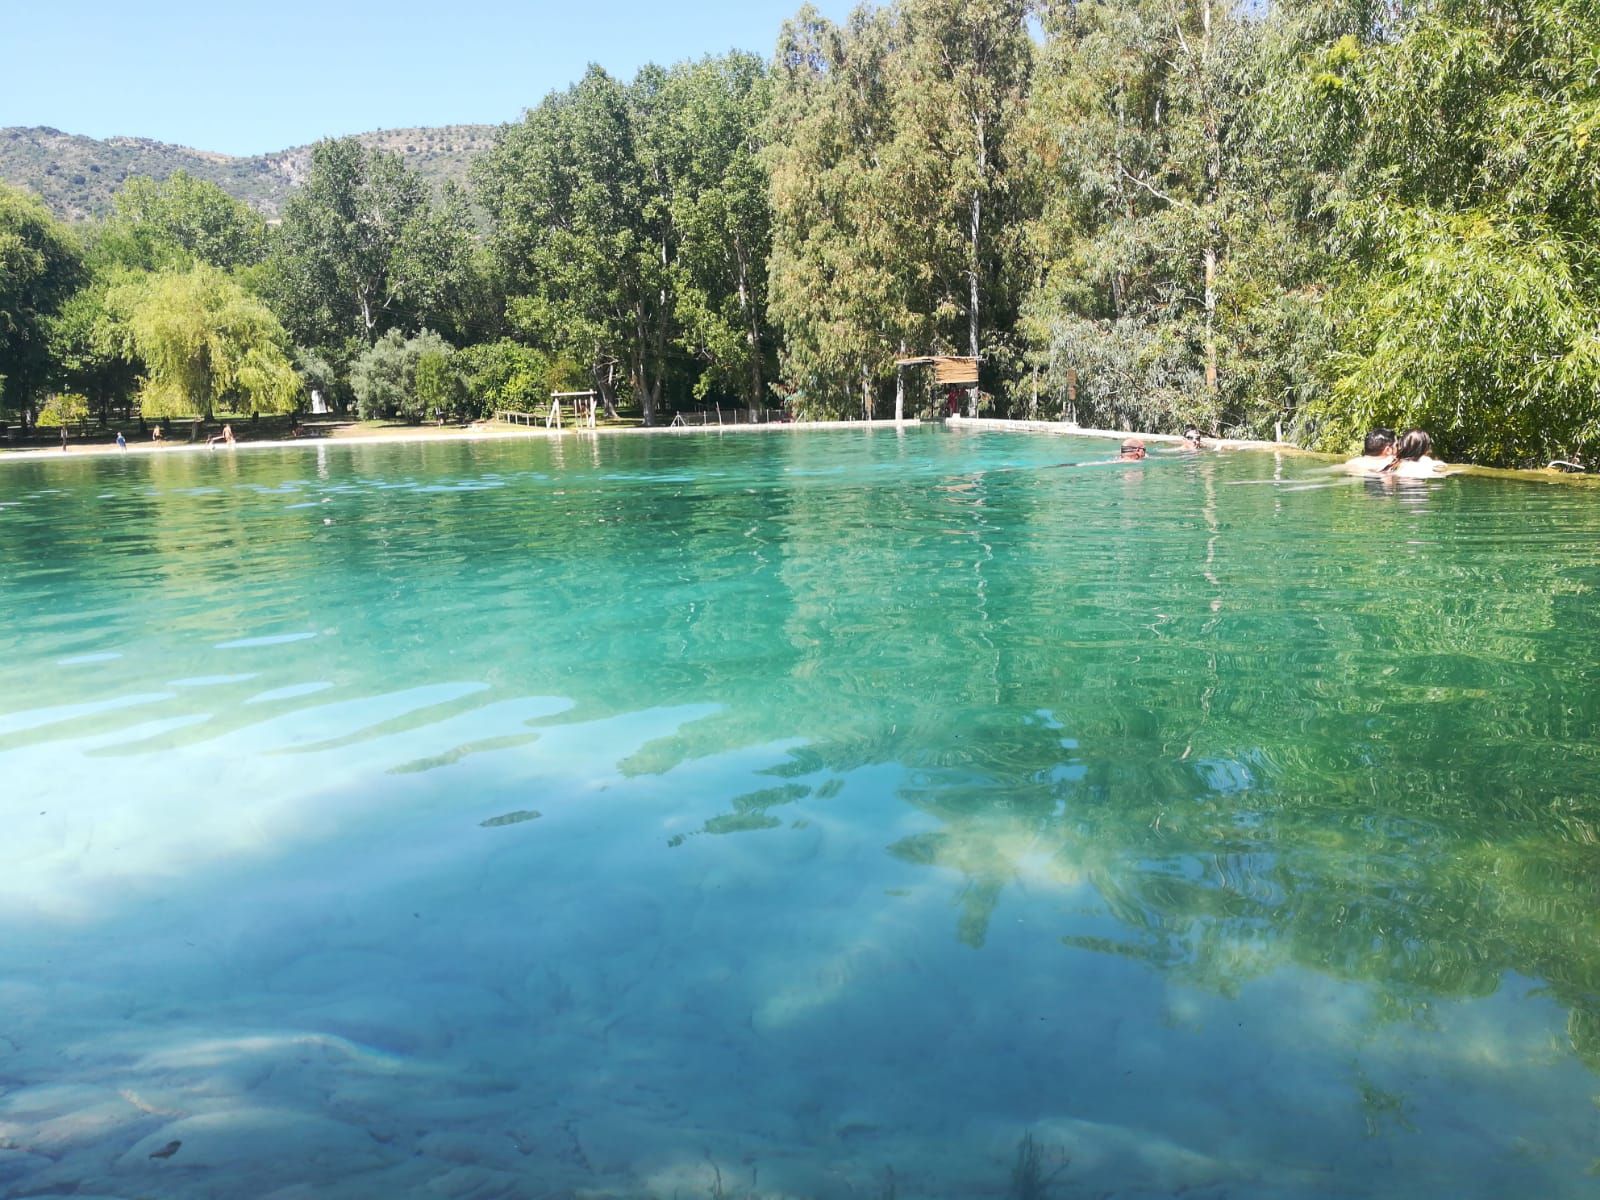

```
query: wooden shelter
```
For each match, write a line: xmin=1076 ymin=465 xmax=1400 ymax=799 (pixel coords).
xmin=893 ymin=355 xmax=980 ymax=420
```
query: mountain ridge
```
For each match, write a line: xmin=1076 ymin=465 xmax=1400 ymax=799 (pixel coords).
xmin=0 ymin=124 xmax=499 ymax=221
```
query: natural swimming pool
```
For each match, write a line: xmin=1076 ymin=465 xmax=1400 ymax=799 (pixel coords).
xmin=1 ymin=426 xmax=1598 ymax=1198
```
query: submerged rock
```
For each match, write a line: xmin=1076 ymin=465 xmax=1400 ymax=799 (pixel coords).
xmin=479 ymin=810 xmax=541 ymax=828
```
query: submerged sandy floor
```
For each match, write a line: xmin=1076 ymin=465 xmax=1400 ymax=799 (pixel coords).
xmin=3 ymin=425 xmax=1598 ymax=1198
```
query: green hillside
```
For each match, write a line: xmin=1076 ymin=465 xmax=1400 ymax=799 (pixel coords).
xmin=0 ymin=124 xmax=497 ymax=221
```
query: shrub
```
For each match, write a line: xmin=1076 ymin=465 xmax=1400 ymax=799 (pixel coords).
xmin=348 ymin=328 xmax=454 ymax=421
xmin=37 ymin=392 xmax=89 ymax=427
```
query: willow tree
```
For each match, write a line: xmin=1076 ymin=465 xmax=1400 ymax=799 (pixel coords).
xmin=1293 ymin=0 xmax=1600 ymax=465
xmin=114 ymin=264 xmax=300 ymax=419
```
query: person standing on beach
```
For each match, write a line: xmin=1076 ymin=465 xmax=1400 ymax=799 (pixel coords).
xmin=115 ymin=431 xmax=126 ymax=450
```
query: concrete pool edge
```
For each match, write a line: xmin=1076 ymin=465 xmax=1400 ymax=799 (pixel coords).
xmin=0 ymin=417 xmax=926 ymax=464
xmin=5 ymin=414 xmax=1595 ymax=485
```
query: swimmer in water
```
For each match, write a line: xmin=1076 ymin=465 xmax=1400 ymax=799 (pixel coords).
xmin=1343 ymin=428 xmax=1397 ymax=473
xmin=1381 ymin=429 xmax=1446 ymax=478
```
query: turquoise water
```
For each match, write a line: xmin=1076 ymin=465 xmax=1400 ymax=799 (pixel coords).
xmin=2 ymin=427 xmax=1598 ymax=1198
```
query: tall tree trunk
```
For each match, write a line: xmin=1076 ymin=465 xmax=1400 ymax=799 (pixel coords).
xmin=358 ymin=288 xmax=376 ymax=343
xmin=967 ymin=111 xmax=987 ymax=418
xmin=594 ymin=361 xmax=621 ymax=420
xmin=634 ymin=303 xmax=656 ymax=427
xmin=1203 ymin=246 xmax=1218 ymax=393
xmin=735 ymin=236 xmax=763 ymax=416
xmin=1202 ymin=0 xmax=1220 ymax=396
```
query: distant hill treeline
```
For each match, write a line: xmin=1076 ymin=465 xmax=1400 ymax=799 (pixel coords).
xmin=0 ymin=125 xmax=496 ymax=220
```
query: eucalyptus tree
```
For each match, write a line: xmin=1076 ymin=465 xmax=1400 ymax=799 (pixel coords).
xmin=767 ymin=4 xmax=941 ymax=417
xmin=767 ymin=2 xmax=1033 ymax=418
xmin=0 ymin=183 xmax=83 ymax=425
xmin=894 ymin=0 xmax=1033 ymax=412
xmin=1022 ymin=0 xmax=1275 ymax=434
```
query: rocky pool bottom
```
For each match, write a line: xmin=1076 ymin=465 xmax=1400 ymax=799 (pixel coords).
xmin=2 ymin=428 xmax=1597 ymax=1197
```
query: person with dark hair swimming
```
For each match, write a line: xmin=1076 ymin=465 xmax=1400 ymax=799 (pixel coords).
xmin=1382 ymin=429 xmax=1446 ymax=478
xmin=1343 ymin=428 xmax=1396 ymax=473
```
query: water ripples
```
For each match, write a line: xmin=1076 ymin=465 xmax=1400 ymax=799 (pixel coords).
xmin=4 ymin=429 xmax=1600 ymax=1196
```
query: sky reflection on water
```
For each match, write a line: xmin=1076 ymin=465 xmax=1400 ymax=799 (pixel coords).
xmin=1 ymin=428 xmax=1598 ymax=1197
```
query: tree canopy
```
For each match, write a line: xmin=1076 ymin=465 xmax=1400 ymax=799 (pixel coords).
xmin=5 ymin=0 xmax=1599 ymax=464
xmin=0 ymin=182 xmax=83 ymax=418
xmin=267 ymin=137 xmax=474 ymax=358
xmin=99 ymin=171 xmax=269 ymax=273
xmin=113 ymin=264 xmax=299 ymax=419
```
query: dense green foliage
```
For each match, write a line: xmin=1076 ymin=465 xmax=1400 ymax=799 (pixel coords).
xmin=0 ymin=183 xmax=83 ymax=415
xmin=1294 ymin=0 xmax=1600 ymax=464
xmin=3 ymin=1 xmax=1597 ymax=463
xmin=349 ymin=328 xmax=458 ymax=421
xmin=476 ymin=54 xmax=777 ymax=423
xmin=265 ymin=139 xmax=477 ymax=358
xmin=112 ymin=264 xmax=298 ymax=419
xmin=102 ymin=171 xmax=269 ymax=273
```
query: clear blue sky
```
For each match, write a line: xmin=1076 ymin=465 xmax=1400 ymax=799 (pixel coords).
xmin=3 ymin=0 xmax=852 ymax=156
